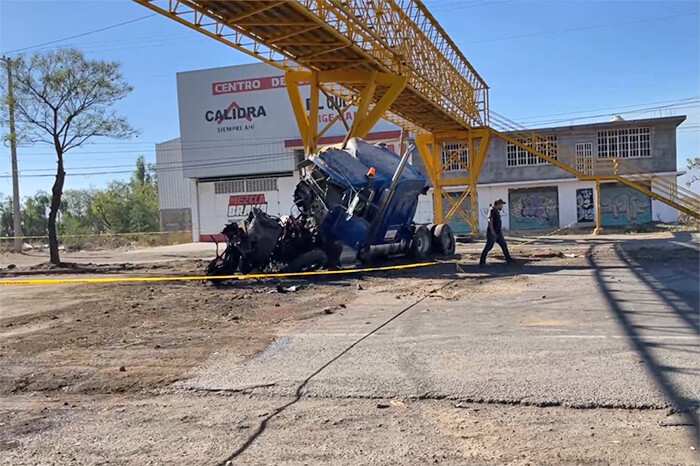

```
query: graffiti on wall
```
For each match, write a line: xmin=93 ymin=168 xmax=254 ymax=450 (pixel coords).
xmin=600 ymin=184 xmax=651 ymax=226
xmin=508 ymin=187 xmax=559 ymax=230
xmin=576 ymin=188 xmax=595 ymax=223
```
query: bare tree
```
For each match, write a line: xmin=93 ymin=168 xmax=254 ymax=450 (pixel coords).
xmin=4 ymin=48 xmax=136 ymax=264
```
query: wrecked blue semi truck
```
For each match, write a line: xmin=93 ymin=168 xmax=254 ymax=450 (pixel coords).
xmin=205 ymin=138 xmax=456 ymax=276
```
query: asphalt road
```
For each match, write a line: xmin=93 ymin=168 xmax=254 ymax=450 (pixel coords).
xmin=178 ymin=236 xmax=699 ymax=426
xmin=2 ymin=232 xmax=698 ymax=465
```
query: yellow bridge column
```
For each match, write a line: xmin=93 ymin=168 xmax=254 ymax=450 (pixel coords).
xmin=415 ymin=133 xmax=443 ymax=223
xmin=416 ymin=129 xmax=492 ymax=231
xmin=468 ymin=128 xmax=490 ymax=235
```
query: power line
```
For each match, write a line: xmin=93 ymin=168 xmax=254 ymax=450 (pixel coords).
xmin=12 ymin=98 xmax=695 ymax=153
xmin=459 ymin=11 xmax=697 ymax=45
xmin=429 ymin=0 xmax=515 ymax=13
xmin=512 ymin=103 xmax=700 ymax=128
xmin=16 ymin=148 xmax=296 ymax=173
xmin=16 ymin=99 xmax=699 ymax=157
xmin=12 ymin=133 xmax=306 ymax=149
xmin=2 ymin=149 xmax=297 ymax=178
xmin=2 ymin=14 xmax=157 ymax=55
xmin=10 ymin=1 xmax=511 ymax=57
xmin=21 ymin=31 xmax=194 ymax=54
xmin=13 ymin=116 xmax=700 ymax=178
xmin=513 ymin=97 xmax=700 ymax=123
xmin=15 ymin=101 xmax=698 ymax=160
xmin=12 ymin=136 xmax=303 ymax=157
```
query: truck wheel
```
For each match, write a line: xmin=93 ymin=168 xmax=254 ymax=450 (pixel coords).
xmin=410 ymin=225 xmax=432 ymax=259
xmin=324 ymin=241 xmax=343 ymax=270
xmin=238 ymin=259 xmax=254 ymax=275
xmin=286 ymin=249 xmax=327 ymax=272
xmin=434 ymin=223 xmax=456 ymax=255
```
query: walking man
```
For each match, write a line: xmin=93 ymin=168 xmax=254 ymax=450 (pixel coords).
xmin=479 ymin=199 xmax=514 ymax=266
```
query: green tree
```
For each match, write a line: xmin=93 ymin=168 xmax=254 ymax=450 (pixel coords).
xmin=0 ymin=192 xmax=49 ymax=240
xmin=59 ymin=189 xmax=102 ymax=236
xmin=127 ymin=155 xmax=158 ymax=232
xmin=21 ymin=191 xmax=51 ymax=238
xmin=91 ymin=181 xmax=131 ymax=233
xmin=0 ymin=194 xmax=13 ymax=237
xmin=2 ymin=48 xmax=137 ymax=264
xmin=86 ymin=157 xmax=157 ymax=235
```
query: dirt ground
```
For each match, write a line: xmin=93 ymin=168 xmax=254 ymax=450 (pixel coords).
xmin=0 ymin=235 xmax=698 ymax=465
xmin=0 ymin=259 xmax=362 ymax=397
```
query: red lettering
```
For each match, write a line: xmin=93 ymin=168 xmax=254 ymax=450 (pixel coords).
xmin=228 ymin=193 xmax=267 ymax=206
xmin=213 ymin=76 xmax=286 ymax=95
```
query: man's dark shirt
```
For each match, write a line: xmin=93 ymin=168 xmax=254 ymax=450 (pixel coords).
xmin=489 ymin=207 xmax=502 ymax=235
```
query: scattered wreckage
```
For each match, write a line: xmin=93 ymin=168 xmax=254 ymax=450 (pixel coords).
xmin=205 ymin=138 xmax=455 ymax=276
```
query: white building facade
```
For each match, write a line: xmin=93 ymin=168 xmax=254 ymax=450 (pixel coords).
xmin=156 ymin=62 xmax=403 ymax=241
xmin=156 ymin=62 xmax=685 ymax=240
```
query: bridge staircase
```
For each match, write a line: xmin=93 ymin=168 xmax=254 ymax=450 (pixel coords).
xmin=488 ymin=113 xmax=700 ymax=220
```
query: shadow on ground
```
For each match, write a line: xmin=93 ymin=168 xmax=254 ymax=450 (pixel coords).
xmin=588 ymin=234 xmax=699 ymax=444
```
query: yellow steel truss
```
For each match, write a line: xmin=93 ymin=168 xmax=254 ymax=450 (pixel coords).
xmin=133 ymin=0 xmax=699 ymax=231
xmin=130 ymin=0 xmax=488 ymax=133
xmin=285 ymin=70 xmax=407 ymax=154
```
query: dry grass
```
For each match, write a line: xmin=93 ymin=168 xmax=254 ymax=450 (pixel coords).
xmin=0 ymin=231 xmax=193 ymax=252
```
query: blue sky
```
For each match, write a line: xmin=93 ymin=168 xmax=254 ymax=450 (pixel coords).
xmin=0 ymin=0 xmax=698 ymax=197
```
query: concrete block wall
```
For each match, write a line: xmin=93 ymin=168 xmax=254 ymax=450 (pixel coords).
xmin=411 ymin=116 xmax=682 ymax=186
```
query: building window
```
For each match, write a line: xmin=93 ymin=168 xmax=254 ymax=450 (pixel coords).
xmin=597 ymin=127 xmax=652 ymax=159
xmin=441 ymin=141 xmax=469 ymax=171
xmin=575 ymin=142 xmax=593 ymax=175
xmin=294 ymin=149 xmax=305 ymax=166
xmin=246 ymin=177 xmax=278 ymax=192
xmin=214 ymin=179 xmax=245 ymax=194
xmin=214 ymin=177 xmax=278 ymax=194
xmin=506 ymin=135 xmax=558 ymax=167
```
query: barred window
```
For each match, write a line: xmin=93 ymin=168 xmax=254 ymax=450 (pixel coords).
xmin=597 ymin=127 xmax=651 ymax=158
xmin=214 ymin=177 xmax=277 ymax=194
xmin=214 ymin=179 xmax=245 ymax=194
xmin=506 ymin=135 xmax=558 ymax=167
xmin=441 ymin=141 xmax=469 ymax=171
xmin=246 ymin=177 xmax=277 ymax=192
xmin=575 ymin=142 xmax=593 ymax=174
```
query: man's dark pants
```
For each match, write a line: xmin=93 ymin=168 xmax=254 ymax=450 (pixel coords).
xmin=480 ymin=231 xmax=513 ymax=265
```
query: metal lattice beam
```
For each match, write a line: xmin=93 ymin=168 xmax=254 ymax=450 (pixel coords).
xmin=131 ymin=0 xmax=488 ymax=133
xmin=132 ymin=0 xmax=699 ymax=225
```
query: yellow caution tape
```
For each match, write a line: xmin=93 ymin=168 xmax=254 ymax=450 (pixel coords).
xmin=0 ymin=261 xmax=437 ymax=286
xmin=1 ymin=228 xmax=582 ymax=286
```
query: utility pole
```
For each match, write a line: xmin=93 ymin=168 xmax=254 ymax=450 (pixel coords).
xmin=3 ymin=56 xmax=22 ymax=252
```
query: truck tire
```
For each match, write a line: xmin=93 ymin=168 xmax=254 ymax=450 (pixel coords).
xmin=286 ymin=249 xmax=327 ymax=272
xmin=410 ymin=225 xmax=432 ymax=259
xmin=324 ymin=241 xmax=344 ymax=270
xmin=238 ymin=259 xmax=254 ymax=275
xmin=433 ymin=223 xmax=456 ymax=255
